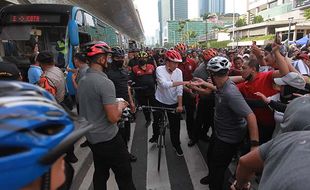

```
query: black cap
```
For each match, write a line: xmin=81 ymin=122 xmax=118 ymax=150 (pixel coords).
xmin=0 ymin=63 xmax=21 ymax=80
xmin=36 ymin=51 xmax=54 ymax=64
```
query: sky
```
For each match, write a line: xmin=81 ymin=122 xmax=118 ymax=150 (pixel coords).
xmin=135 ymin=0 xmax=247 ymax=37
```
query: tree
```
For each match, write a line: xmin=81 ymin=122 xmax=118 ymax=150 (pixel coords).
xmin=253 ymin=15 xmax=264 ymax=24
xmin=182 ymin=30 xmax=198 ymax=44
xmin=235 ymin=18 xmax=246 ymax=27
xmin=304 ymin=8 xmax=310 ymax=20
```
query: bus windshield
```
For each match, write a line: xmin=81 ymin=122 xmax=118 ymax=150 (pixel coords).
xmin=0 ymin=25 xmax=68 ymax=68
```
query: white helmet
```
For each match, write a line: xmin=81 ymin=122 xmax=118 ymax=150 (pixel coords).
xmin=207 ymin=56 xmax=231 ymax=72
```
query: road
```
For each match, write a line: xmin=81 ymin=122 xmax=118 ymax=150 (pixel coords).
xmin=70 ymin=111 xmax=255 ymax=190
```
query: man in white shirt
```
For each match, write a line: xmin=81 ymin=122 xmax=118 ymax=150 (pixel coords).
xmin=149 ymin=50 xmax=191 ymax=156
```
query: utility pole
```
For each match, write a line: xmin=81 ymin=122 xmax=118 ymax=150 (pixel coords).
xmin=232 ymin=0 xmax=235 ymax=48
xmin=288 ymin=17 xmax=294 ymax=42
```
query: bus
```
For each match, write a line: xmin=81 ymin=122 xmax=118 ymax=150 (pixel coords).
xmin=0 ymin=4 xmax=132 ymax=95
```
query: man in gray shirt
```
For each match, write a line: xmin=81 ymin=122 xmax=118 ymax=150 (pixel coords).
xmin=232 ymin=96 xmax=310 ymax=190
xmin=195 ymin=56 xmax=259 ymax=190
xmin=78 ymin=42 xmax=135 ymax=190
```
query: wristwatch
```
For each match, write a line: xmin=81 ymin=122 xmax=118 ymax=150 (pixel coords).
xmin=250 ymin=140 xmax=259 ymax=147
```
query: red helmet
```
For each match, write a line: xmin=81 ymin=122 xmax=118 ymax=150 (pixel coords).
xmin=202 ymin=48 xmax=218 ymax=61
xmin=165 ymin=50 xmax=182 ymax=63
xmin=86 ymin=41 xmax=112 ymax=57
xmin=174 ymin=43 xmax=187 ymax=54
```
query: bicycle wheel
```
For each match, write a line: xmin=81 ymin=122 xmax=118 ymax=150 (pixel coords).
xmin=157 ymin=122 xmax=164 ymax=172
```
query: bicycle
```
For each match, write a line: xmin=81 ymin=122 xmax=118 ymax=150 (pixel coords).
xmin=142 ymin=105 xmax=176 ymax=172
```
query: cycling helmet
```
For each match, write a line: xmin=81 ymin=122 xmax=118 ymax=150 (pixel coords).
xmin=165 ymin=50 xmax=182 ymax=63
xmin=174 ymin=43 xmax=187 ymax=54
xmin=137 ymin=51 xmax=148 ymax=59
xmin=159 ymin=48 xmax=167 ymax=55
xmin=202 ymin=48 xmax=218 ymax=62
xmin=207 ymin=56 xmax=231 ymax=72
xmin=0 ymin=81 xmax=92 ymax=189
xmin=112 ymin=47 xmax=125 ymax=57
xmin=85 ymin=41 xmax=112 ymax=57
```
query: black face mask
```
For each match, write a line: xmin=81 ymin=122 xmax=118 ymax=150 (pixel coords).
xmin=113 ymin=60 xmax=124 ymax=68
xmin=56 ymin=161 xmax=74 ymax=190
xmin=245 ymin=73 xmax=253 ymax=81
xmin=138 ymin=60 xmax=147 ymax=67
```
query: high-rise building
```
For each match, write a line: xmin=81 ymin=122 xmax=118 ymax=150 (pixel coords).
xmin=199 ymin=0 xmax=225 ymax=15
xmin=158 ymin=0 xmax=189 ymax=45
xmin=172 ymin=0 xmax=188 ymax=20
xmin=158 ymin=0 xmax=171 ymax=45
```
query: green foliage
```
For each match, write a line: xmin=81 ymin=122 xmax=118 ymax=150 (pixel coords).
xmin=253 ymin=15 xmax=264 ymax=24
xmin=235 ymin=18 xmax=247 ymax=27
xmin=304 ymin=8 xmax=310 ymax=20
xmin=199 ymin=40 xmax=231 ymax=48
xmin=202 ymin=12 xmax=217 ymax=21
xmin=239 ymin=35 xmax=275 ymax=42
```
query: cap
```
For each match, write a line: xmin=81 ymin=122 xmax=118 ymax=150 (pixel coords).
xmin=0 ymin=63 xmax=21 ymax=80
xmin=279 ymin=96 xmax=310 ymax=134
xmin=274 ymin=72 xmax=306 ymax=90
xmin=36 ymin=51 xmax=54 ymax=64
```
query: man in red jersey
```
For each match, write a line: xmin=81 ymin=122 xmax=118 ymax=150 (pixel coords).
xmin=237 ymin=43 xmax=290 ymax=144
xmin=174 ymin=43 xmax=198 ymax=147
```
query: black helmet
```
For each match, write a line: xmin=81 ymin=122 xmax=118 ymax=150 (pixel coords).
xmin=112 ymin=47 xmax=125 ymax=58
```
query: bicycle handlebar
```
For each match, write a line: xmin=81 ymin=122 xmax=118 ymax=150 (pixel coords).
xmin=141 ymin=105 xmax=176 ymax=112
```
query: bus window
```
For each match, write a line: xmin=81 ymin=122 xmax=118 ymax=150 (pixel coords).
xmin=76 ymin=10 xmax=83 ymax=26
xmin=84 ymin=13 xmax=95 ymax=27
xmin=0 ymin=25 xmax=67 ymax=67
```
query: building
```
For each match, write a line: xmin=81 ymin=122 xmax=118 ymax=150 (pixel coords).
xmin=167 ymin=20 xmax=206 ymax=45
xmin=173 ymin=0 xmax=188 ymax=20
xmin=199 ymin=0 xmax=225 ymax=16
xmin=158 ymin=0 xmax=189 ymax=45
xmin=228 ymin=0 xmax=310 ymax=46
xmin=158 ymin=0 xmax=171 ymax=45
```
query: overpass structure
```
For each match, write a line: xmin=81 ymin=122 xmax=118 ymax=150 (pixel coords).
xmin=1 ymin=0 xmax=145 ymax=43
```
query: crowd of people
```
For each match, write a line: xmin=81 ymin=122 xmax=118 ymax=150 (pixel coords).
xmin=1 ymin=39 xmax=310 ymax=190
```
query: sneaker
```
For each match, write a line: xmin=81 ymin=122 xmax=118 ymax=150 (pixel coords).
xmin=200 ymin=175 xmax=210 ymax=185
xmin=144 ymin=120 xmax=151 ymax=128
xmin=188 ymin=139 xmax=197 ymax=147
xmin=129 ymin=153 xmax=137 ymax=162
xmin=149 ymin=136 xmax=158 ymax=143
xmin=174 ymin=146 xmax=183 ymax=156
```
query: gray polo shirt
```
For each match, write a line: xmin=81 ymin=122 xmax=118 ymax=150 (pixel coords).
xmin=192 ymin=63 xmax=209 ymax=82
xmin=259 ymin=131 xmax=310 ymax=190
xmin=214 ymin=79 xmax=253 ymax=144
xmin=78 ymin=68 xmax=118 ymax=144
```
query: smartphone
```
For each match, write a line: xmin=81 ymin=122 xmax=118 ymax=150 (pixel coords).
xmin=275 ymin=32 xmax=282 ymax=45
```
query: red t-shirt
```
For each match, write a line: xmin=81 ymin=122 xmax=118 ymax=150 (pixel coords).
xmin=237 ymin=71 xmax=277 ymax=127
xmin=178 ymin=57 xmax=197 ymax=81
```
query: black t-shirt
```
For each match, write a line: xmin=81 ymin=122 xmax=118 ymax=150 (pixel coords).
xmin=107 ymin=67 xmax=129 ymax=101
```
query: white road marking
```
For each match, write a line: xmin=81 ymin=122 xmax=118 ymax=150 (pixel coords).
xmin=180 ymin=121 xmax=209 ymax=190
xmin=146 ymin=122 xmax=171 ymax=190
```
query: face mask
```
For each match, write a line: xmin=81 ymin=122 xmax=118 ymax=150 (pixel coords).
xmin=56 ymin=161 xmax=74 ymax=190
xmin=138 ymin=60 xmax=147 ymax=67
xmin=113 ymin=60 xmax=124 ymax=68
xmin=107 ymin=57 xmax=113 ymax=64
xmin=245 ymin=73 xmax=253 ymax=81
